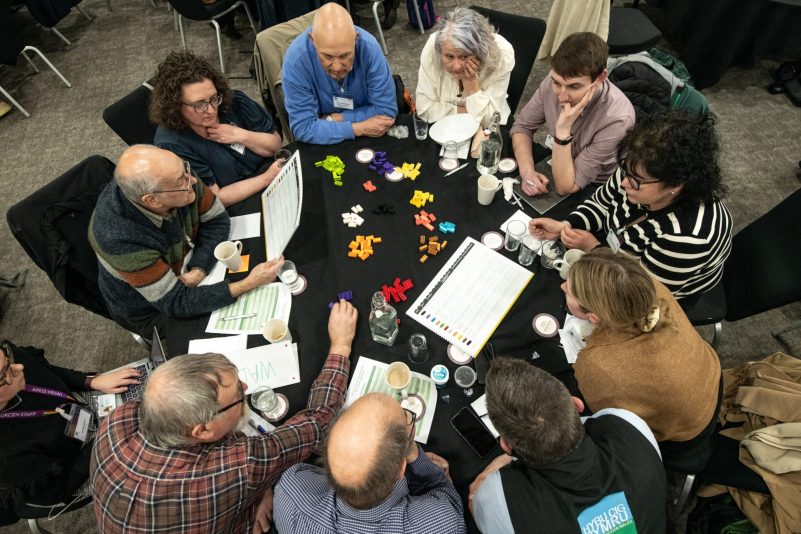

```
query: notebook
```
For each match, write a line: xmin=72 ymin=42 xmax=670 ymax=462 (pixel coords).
xmin=512 ymin=159 xmax=572 ymax=214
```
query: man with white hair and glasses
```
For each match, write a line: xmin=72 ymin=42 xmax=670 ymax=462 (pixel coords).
xmin=89 ymin=144 xmax=282 ymax=338
xmin=92 ymin=300 xmax=358 ymax=534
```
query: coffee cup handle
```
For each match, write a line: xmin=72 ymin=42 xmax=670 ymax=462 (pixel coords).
xmin=234 ymin=241 xmax=243 ymax=253
xmin=552 ymin=259 xmax=566 ymax=269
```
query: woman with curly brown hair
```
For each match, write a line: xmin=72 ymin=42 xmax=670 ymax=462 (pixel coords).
xmin=151 ymin=50 xmax=284 ymax=206
xmin=530 ymin=110 xmax=733 ymax=303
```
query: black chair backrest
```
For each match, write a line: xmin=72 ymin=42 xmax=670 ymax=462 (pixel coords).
xmin=167 ymin=0 xmax=217 ymax=21
xmin=102 ymin=83 xmax=159 ymax=146
xmin=471 ymin=6 xmax=547 ymax=116
xmin=0 ymin=0 xmax=24 ymax=65
xmin=6 ymin=156 xmax=116 ymax=319
xmin=724 ymin=188 xmax=801 ymax=322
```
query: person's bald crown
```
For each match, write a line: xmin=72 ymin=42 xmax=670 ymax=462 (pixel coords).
xmin=326 ymin=393 xmax=400 ymax=487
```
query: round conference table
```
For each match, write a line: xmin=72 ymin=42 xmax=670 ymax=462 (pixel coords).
xmin=166 ymin=116 xmax=596 ymax=531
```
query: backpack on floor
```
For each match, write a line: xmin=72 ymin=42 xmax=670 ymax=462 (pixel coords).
xmin=407 ymin=0 xmax=436 ymax=30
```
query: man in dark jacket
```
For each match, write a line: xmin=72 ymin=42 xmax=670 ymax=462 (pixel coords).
xmin=469 ymin=358 xmax=667 ymax=533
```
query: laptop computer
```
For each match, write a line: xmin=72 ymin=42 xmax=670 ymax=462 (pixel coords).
xmin=91 ymin=327 xmax=166 ymax=417
xmin=511 ymin=159 xmax=573 ymax=215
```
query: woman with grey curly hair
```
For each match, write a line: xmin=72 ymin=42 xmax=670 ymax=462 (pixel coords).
xmin=415 ymin=7 xmax=515 ymax=127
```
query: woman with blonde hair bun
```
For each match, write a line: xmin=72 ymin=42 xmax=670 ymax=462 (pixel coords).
xmin=564 ymin=248 xmax=721 ymax=456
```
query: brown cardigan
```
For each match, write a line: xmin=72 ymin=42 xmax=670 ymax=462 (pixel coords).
xmin=574 ymin=281 xmax=721 ymax=442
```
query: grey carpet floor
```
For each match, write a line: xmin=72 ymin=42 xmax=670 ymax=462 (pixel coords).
xmin=1 ymin=0 xmax=800 ymax=532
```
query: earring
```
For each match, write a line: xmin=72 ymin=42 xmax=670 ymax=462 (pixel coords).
xmin=670 ymin=190 xmax=676 ymax=195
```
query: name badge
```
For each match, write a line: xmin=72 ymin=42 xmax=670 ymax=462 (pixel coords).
xmin=333 ymin=95 xmax=354 ymax=110
xmin=606 ymin=231 xmax=621 ymax=253
xmin=544 ymin=133 xmax=555 ymax=149
xmin=63 ymin=404 xmax=93 ymax=443
xmin=229 ymin=143 xmax=246 ymax=155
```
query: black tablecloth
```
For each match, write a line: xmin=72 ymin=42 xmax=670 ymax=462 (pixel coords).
xmin=166 ymin=116 xmax=595 ymax=517
xmin=657 ymin=0 xmax=801 ymax=89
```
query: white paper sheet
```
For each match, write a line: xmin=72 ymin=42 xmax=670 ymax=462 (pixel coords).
xmin=226 ymin=341 xmax=301 ymax=390
xmin=198 ymin=261 xmax=227 ymax=287
xmin=206 ymin=283 xmax=292 ymax=334
xmin=346 ymin=356 xmax=437 ymax=444
xmin=262 ymin=150 xmax=303 ymax=261
xmin=229 ymin=213 xmax=262 ymax=240
xmin=188 ymin=334 xmax=249 ymax=354
xmin=239 ymin=409 xmax=277 ymax=437
xmin=406 ymin=237 xmax=533 ymax=357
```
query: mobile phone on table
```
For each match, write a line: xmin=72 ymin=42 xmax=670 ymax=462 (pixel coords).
xmin=450 ymin=406 xmax=497 ymax=458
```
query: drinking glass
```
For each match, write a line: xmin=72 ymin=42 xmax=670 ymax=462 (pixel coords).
xmin=407 ymin=334 xmax=430 ymax=364
xmin=412 ymin=113 xmax=428 ymax=141
xmin=518 ymin=234 xmax=540 ymax=266
xmin=504 ymin=220 xmax=527 ymax=251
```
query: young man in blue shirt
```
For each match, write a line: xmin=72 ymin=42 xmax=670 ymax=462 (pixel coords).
xmin=282 ymin=2 xmax=397 ymax=145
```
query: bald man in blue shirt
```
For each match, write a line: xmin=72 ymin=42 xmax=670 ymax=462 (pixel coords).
xmin=282 ymin=2 xmax=397 ymax=145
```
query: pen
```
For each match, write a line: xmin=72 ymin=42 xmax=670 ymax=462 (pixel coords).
xmin=248 ymin=421 xmax=266 ymax=434
xmin=222 ymin=313 xmax=257 ymax=321
xmin=444 ymin=162 xmax=469 ymax=177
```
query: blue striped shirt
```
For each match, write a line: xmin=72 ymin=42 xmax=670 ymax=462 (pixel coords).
xmin=274 ymin=446 xmax=465 ymax=534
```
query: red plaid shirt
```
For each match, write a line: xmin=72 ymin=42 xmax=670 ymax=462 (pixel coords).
xmin=91 ymin=353 xmax=350 ymax=534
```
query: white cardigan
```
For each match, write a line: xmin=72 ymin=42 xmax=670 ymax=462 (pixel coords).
xmin=415 ymin=32 xmax=515 ymax=128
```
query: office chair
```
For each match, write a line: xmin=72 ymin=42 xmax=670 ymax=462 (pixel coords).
xmin=168 ymin=0 xmax=257 ymax=73
xmin=0 ymin=0 xmax=71 ymax=117
xmin=253 ymin=9 xmax=317 ymax=143
xmin=7 ymin=156 xmax=116 ymax=320
xmin=102 ymin=81 xmax=158 ymax=145
xmin=470 ymin=6 xmax=547 ymax=116
xmin=686 ymin=188 xmax=801 ymax=349
xmin=607 ymin=0 xmax=662 ymax=56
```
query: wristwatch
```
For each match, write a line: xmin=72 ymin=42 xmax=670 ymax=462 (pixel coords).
xmin=554 ymin=133 xmax=573 ymax=145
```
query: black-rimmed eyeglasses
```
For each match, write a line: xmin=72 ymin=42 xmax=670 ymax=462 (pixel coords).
xmin=403 ymin=407 xmax=417 ymax=441
xmin=619 ymin=159 xmax=661 ymax=191
xmin=216 ymin=380 xmax=245 ymax=415
xmin=151 ymin=161 xmax=194 ymax=195
xmin=183 ymin=94 xmax=223 ymax=113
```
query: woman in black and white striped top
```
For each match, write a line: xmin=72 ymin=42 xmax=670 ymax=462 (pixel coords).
xmin=529 ymin=111 xmax=732 ymax=301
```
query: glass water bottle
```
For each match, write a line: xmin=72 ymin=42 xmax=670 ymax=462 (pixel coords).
xmin=369 ymin=292 xmax=399 ymax=346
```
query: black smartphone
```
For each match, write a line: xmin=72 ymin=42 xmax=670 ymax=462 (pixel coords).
xmin=450 ymin=406 xmax=497 ymax=458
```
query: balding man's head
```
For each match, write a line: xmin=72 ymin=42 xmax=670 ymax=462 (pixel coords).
xmin=325 ymin=393 xmax=413 ymax=509
xmin=115 ymin=144 xmax=197 ymax=213
xmin=140 ymin=353 xmax=240 ymax=448
xmin=310 ymin=2 xmax=358 ymax=81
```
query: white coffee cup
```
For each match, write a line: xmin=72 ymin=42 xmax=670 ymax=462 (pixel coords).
xmin=263 ymin=318 xmax=292 ymax=343
xmin=553 ymin=249 xmax=586 ymax=280
xmin=477 ymin=174 xmax=502 ymax=205
xmin=214 ymin=240 xmax=243 ymax=271
xmin=385 ymin=361 xmax=411 ymax=397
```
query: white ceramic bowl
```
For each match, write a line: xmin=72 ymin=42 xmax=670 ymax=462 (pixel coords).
xmin=429 ymin=113 xmax=481 ymax=145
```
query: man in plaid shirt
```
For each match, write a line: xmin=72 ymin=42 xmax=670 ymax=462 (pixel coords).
xmin=91 ymin=301 xmax=357 ymax=534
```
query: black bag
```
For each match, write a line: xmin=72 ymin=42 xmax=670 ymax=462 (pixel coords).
xmin=686 ymin=494 xmax=757 ymax=534
xmin=393 ymin=74 xmax=411 ymax=114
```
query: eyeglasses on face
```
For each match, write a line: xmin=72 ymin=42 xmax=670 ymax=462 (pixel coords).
xmin=183 ymin=93 xmax=223 ymax=113
xmin=619 ymin=159 xmax=661 ymax=191
xmin=216 ymin=379 xmax=245 ymax=415
xmin=403 ymin=407 xmax=417 ymax=442
xmin=0 ymin=342 xmax=15 ymax=386
xmin=151 ymin=161 xmax=194 ymax=195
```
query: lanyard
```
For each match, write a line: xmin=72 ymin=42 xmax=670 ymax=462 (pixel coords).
xmin=0 ymin=385 xmax=77 ymax=420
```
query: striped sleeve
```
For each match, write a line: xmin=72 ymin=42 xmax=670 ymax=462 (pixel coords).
xmin=636 ymin=202 xmax=732 ymax=297
xmin=565 ymin=170 xmax=634 ymax=233
xmin=186 ymin=182 xmax=229 ymax=274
